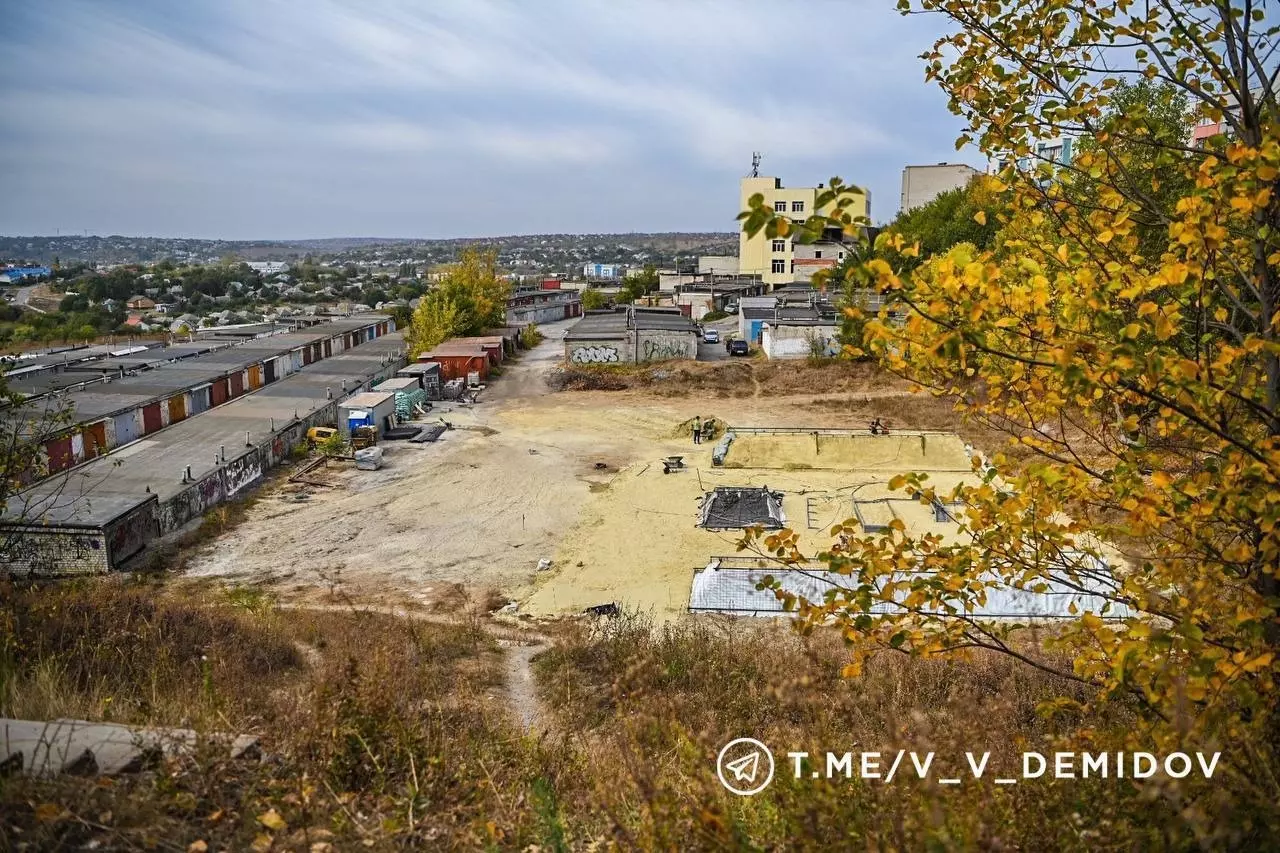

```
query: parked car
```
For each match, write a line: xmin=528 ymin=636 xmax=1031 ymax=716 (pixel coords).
xmin=702 ymin=328 xmax=720 ymax=343
xmin=725 ymin=301 xmax=739 ymax=314
xmin=728 ymin=339 xmax=750 ymax=356
xmin=306 ymin=426 xmax=338 ymax=446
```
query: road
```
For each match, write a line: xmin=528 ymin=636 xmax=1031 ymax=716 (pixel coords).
xmin=13 ymin=283 xmax=47 ymax=313
xmin=696 ymin=313 xmax=741 ymax=362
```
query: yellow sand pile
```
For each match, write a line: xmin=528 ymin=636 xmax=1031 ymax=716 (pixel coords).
xmin=723 ymin=431 xmax=971 ymax=471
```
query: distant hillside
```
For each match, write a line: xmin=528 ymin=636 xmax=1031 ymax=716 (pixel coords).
xmin=0 ymin=233 xmax=737 ymax=266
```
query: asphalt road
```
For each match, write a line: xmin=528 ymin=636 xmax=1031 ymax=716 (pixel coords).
xmin=695 ymin=314 xmax=741 ymax=362
xmin=13 ymin=284 xmax=46 ymax=313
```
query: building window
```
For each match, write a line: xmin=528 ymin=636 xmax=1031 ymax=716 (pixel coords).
xmin=814 ymin=251 xmax=822 ymax=259
xmin=773 ymin=201 xmax=787 ymax=212
xmin=791 ymin=201 xmax=805 ymax=213
xmin=771 ymin=259 xmax=786 ymax=274
xmin=771 ymin=239 xmax=786 ymax=253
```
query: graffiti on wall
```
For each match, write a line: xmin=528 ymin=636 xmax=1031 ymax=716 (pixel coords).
xmin=223 ymin=455 xmax=263 ymax=497
xmin=641 ymin=338 xmax=689 ymax=362
xmin=0 ymin=531 xmax=106 ymax=576
xmin=108 ymin=504 xmax=158 ymax=568
xmin=570 ymin=345 xmax=620 ymax=364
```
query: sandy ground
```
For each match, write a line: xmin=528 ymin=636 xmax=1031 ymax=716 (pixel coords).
xmin=184 ymin=321 xmax=978 ymax=617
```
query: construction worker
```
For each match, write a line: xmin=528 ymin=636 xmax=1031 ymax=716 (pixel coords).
xmin=693 ymin=416 xmax=702 ymax=444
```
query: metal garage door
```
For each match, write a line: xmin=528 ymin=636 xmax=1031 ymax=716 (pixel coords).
xmin=229 ymin=372 xmax=245 ymax=397
xmin=190 ymin=385 xmax=211 ymax=414
xmin=114 ymin=411 xmax=142 ymax=445
xmin=82 ymin=421 xmax=108 ymax=459
xmin=167 ymin=394 xmax=186 ymax=424
xmin=141 ymin=403 xmax=163 ymax=434
xmin=46 ymin=435 xmax=75 ymax=473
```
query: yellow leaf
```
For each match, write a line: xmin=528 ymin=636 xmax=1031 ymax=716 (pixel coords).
xmin=35 ymin=803 xmax=65 ymax=823
xmin=189 ymin=842 xmax=209 ymax=853
xmin=257 ymin=809 xmax=287 ymax=832
xmin=1151 ymin=471 xmax=1172 ymax=488
xmin=1137 ymin=301 xmax=1158 ymax=317
xmin=973 ymin=210 xmax=987 ymax=225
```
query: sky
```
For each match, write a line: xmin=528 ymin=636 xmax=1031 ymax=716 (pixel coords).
xmin=0 ymin=0 xmax=983 ymax=240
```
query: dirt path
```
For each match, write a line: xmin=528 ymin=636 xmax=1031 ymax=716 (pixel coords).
xmin=267 ymin=602 xmax=553 ymax=731
xmin=498 ymin=638 xmax=550 ymax=732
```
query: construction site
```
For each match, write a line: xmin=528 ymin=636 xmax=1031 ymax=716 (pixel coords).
xmin=23 ymin=317 xmax=1094 ymax=622
xmin=1 ymin=313 xmax=1120 ymax=620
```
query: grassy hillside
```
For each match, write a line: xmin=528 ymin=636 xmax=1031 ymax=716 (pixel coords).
xmin=0 ymin=582 xmax=1268 ymax=850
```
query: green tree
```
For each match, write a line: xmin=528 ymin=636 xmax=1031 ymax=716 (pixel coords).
xmin=878 ymin=176 xmax=1001 ymax=269
xmin=618 ymin=264 xmax=660 ymax=303
xmin=581 ymin=289 xmax=608 ymax=311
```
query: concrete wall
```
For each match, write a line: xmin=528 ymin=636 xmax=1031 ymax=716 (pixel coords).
xmin=565 ymin=330 xmax=696 ymax=364
xmin=900 ymin=164 xmax=979 ymax=213
xmin=635 ymin=330 xmax=697 ymax=362
xmin=1 ymin=527 xmax=110 ymax=576
xmin=567 ymin=338 xmax=625 ymax=365
xmin=105 ymin=501 xmax=160 ymax=568
xmin=761 ymin=323 xmax=840 ymax=359
xmin=157 ymin=405 xmax=335 ymax=534
xmin=698 ymin=256 xmax=739 ymax=275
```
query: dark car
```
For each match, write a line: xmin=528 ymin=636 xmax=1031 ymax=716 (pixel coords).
xmin=728 ymin=339 xmax=750 ymax=356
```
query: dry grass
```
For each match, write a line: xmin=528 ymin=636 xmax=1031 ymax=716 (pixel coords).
xmin=1 ymin=584 xmax=1271 ymax=850
xmin=551 ymin=359 xmax=908 ymax=399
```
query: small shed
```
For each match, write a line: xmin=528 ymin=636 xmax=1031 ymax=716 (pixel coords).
xmin=337 ymin=391 xmax=397 ymax=439
xmin=418 ymin=347 xmax=490 ymax=382
xmin=483 ymin=326 xmax=524 ymax=353
xmin=394 ymin=362 xmax=443 ymax=399
xmin=445 ymin=336 xmax=505 ymax=365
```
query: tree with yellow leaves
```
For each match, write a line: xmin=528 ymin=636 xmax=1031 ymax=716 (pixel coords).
xmin=406 ymin=247 xmax=511 ymax=358
xmin=742 ymin=0 xmax=1279 ymax=833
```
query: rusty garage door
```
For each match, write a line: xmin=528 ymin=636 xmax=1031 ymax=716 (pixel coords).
xmin=82 ymin=421 xmax=108 ymax=459
xmin=141 ymin=402 xmax=163 ymax=434
xmin=46 ymin=434 xmax=75 ymax=473
xmin=167 ymin=394 xmax=187 ymax=424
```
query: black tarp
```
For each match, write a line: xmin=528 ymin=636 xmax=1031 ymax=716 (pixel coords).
xmin=697 ymin=486 xmax=785 ymax=530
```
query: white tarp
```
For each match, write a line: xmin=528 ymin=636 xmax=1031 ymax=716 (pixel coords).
xmin=688 ymin=554 xmax=1130 ymax=620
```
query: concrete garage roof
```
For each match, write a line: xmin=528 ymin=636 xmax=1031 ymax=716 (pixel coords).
xmin=2 ymin=335 xmax=406 ymax=529
xmin=3 ymin=316 xmax=392 ymax=426
xmin=565 ymin=307 xmax=698 ymax=341
xmin=565 ymin=311 xmax=629 ymax=340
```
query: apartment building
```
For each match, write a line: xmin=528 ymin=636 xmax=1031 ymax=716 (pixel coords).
xmin=900 ymin=163 xmax=980 ymax=213
xmin=738 ymin=174 xmax=870 ymax=287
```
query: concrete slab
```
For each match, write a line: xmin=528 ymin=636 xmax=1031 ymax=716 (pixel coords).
xmin=0 ymin=717 xmax=259 ymax=776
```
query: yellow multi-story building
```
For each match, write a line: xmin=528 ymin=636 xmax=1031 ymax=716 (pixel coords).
xmin=738 ymin=175 xmax=870 ymax=287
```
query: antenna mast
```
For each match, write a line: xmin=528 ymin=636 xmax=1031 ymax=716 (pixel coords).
xmin=750 ymin=152 xmax=761 ymax=178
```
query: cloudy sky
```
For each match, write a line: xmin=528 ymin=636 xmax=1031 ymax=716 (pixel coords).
xmin=0 ymin=0 xmax=980 ymax=240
